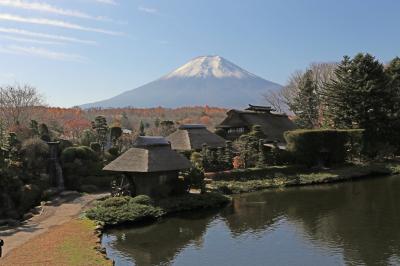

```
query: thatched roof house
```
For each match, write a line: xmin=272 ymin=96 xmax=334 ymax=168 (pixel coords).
xmin=103 ymin=136 xmax=191 ymax=197
xmin=217 ymin=105 xmax=296 ymax=142
xmin=166 ymin=124 xmax=227 ymax=151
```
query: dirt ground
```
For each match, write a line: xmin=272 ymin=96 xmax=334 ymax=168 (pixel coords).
xmin=0 ymin=192 xmax=108 ymax=263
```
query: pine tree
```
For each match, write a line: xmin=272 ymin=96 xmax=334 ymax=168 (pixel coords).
xmin=292 ymin=70 xmax=319 ymax=128
xmin=323 ymin=53 xmax=392 ymax=153
xmin=384 ymin=57 xmax=400 ymax=149
xmin=91 ymin=116 xmax=108 ymax=151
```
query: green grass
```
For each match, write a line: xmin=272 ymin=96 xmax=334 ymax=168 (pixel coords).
xmin=210 ymin=163 xmax=398 ymax=194
xmin=56 ymin=219 xmax=111 ymax=266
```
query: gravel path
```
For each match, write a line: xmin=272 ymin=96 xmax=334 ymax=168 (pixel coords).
xmin=0 ymin=191 xmax=108 ymax=259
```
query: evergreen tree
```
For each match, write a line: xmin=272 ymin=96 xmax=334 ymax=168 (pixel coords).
xmin=139 ymin=120 xmax=145 ymax=136
xmin=29 ymin=120 xmax=39 ymax=136
xmin=224 ymin=141 xmax=234 ymax=169
xmin=39 ymin=123 xmax=51 ymax=142
xmin=384 ymin=57 xmax=400 ymax=149
xmin=292 ymin=70 xmax=319 ymax=128
xmin=324 ymin=53 xmax=393 ymax=153
xmin=91 ymin=116 xmax=108 ymax=151
xmin=256 ymin=139 xmax=266 ymax=168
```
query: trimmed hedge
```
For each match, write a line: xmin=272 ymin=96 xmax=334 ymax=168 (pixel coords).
xmin=284 ymin=129 xmax=364 ymax=167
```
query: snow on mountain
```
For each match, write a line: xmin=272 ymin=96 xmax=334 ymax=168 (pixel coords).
xmin=163 ymin=55 xmax=257 ymax=79
xmin=80 ymin=55 xmax=282 ymax=109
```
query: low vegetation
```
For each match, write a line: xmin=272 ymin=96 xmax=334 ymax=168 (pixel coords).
xmin=210 ymin=163 xmax=398 ymax=194
xmin=86 ymin=193 xmax=230 ymax=226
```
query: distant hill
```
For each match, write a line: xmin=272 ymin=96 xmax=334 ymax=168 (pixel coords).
xmin=80 ymin=55 xmax=282 ymax=109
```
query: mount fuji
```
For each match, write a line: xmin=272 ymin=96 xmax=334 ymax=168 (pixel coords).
xmin=81 ymin=56 xmax=282 ymax=109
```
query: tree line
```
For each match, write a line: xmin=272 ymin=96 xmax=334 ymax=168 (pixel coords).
xmin=265 ymin=53 xmax=400 ymax=157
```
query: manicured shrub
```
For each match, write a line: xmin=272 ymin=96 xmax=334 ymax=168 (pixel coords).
xmin=61 ymin=146 xmax=98 ymax=163
xmin=61 ymin=146 xmax=102 ymax=190
xmin=90 ymin=142 xmax=101 ymax=153
xmin=86 ymin=196 xmax=164 ymax=225
xmin=20 ymin=138 xmax=49 ymax=174
xmin=108 ymin=146 xmax=119 ymax=157
xmin=131 ymin=195 xmax=152 ymax=205
xmin=284 ymin=129 xmax=364 ymax=167
xmin=86 ymin=193 xmax=230 ymax=226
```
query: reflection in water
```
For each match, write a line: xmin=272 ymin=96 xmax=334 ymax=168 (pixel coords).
xmin=103 ymin=175 xmax=400 ymax=266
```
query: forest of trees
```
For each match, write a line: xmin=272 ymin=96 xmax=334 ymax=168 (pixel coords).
xmin=265 ymin=53 xmax=400 ymax=157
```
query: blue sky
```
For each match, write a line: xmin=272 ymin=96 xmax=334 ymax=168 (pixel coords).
xmin=0 ymin=0 xmax=399 ymax=107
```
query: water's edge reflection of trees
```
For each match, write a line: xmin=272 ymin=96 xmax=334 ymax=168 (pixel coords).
xmin=106 ymin=176 xmax=400 ymax=266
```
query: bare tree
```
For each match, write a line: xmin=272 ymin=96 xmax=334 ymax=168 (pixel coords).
xmin=264 ymin=70 xmax=303 ymax=114
xmin=0 ymin=84 xmax=45 ymax=127
xmin=265 ymin=63 xmax=337 ymax=120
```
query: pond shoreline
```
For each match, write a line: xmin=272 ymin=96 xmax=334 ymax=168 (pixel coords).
xmin=90 ymin=161 xmax=400 ymax=265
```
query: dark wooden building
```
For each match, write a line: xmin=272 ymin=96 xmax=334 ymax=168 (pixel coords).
xmin=216 ymin=104 xmax=296 ymax=142
xmin=103 ymin=136 xmax=192 ymax=197
xmin=166 ymin=124 xmax=227 ymax=151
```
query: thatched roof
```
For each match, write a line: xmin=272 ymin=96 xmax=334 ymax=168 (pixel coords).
xmin=166 ymin=124 xmax=226 ymax=151
xmin=103 ymin=136 xmax=191 ymax=173
xmin=217 ymin=109 xmax=296 ymax=142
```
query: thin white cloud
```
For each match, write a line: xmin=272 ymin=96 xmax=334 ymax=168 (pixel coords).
xmin=0 ymin=0 xmax=110 ymax=21
xmin=0 ymin=14 xmax=124 ymax=35
xmin=0 ymin=27 xmax=97 ymax=45
xmin=0 ymin=35 xmax=64 ymax=45
xmin=94 ymin=0 xmax=117 ymax=5
xmin=0 ymin=45 xmax=87 ymax=62
xmin=138 ymin=6 xmax=158 ymax=14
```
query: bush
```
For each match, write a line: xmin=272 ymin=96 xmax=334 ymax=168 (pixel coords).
xmin=108 ymin=146 xmax=119 ymax=157
xmin=182 ymin=167 xmax=205 ymax=192
xmin=90 ymin=142 xmax=101 ymax=153
xmin=20 ymin=138 xmax=49 ymax=173
xmin=61 ymin=146 xmax=98 ymax=163
xmin=284 ymin=129 xmax=364 ymax=167
xmin=86 ymin=193 xmax=230 ymax=226
xmin=131 ymin=195 xmax=152 ymax=205
xmin=61 ymin=146 xmax=102 ymax=190
xmin=86 ymin=196 xmax=164 ymax=225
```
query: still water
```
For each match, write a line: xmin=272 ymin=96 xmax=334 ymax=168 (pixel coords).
xmin=102 ymin=176 xmax=400 ymax=266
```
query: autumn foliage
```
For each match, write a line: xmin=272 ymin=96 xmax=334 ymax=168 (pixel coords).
xmin=25 ymin=106 xmax=228 ymax=141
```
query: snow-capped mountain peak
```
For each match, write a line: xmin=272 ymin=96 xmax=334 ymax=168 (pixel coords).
xmin=81 ymin=55 xmax=282 ymax=109
xmin=163 ymin=55 xmax=257 ymax=79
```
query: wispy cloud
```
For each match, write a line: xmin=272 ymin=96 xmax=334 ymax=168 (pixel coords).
xmin=138 ymin=6 xmax=158 ymax=14
xmin=0 ymin=27 xmax=97 ymax=45
xmin=0 ymin=0 xmax=111 ymax=21
xmin=0 ymin=14 xmax=124 ymax=35
xmin=0 ymin=45 xmax=87 ymax=62
xmin=0 ymin=35 xmax=64 ymax=45
xmin=94 ymin=0 xmax=117 ymax=5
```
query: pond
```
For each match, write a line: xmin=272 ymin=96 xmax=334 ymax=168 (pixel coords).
xmin=102 ymin=175 xmax=400 ymax=266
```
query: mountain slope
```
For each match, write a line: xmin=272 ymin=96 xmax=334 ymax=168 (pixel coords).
xmin=81 ymin=56 xmax=282 ymax=109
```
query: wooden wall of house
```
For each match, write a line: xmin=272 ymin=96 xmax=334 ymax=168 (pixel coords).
xmin=129 ymin=171 xmax=180 ymax=197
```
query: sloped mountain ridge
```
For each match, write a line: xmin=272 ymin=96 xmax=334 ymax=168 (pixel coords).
xmin=81 ymin=55 xmax=281 ymax=109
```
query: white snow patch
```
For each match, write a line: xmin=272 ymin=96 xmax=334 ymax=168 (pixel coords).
xmin=163 ymin=55 xmax=257 ymax=79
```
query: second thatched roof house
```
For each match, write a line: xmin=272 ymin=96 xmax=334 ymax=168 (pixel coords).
xmin=216 ymin=104 xmax=296 ymax=142
xmin=166 ymin=124 xmax=227 ymax=151
xmin=103 ymin=136 xmax=192 ymax=197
